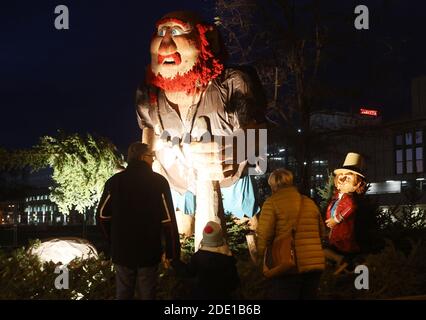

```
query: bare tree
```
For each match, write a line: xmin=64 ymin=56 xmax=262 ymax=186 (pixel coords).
xmin=215 ymin=0 xmax=326 ymax=193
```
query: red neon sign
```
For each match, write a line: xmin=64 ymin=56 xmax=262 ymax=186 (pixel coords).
xmin=360 ymin=108 xmax=378 ymax=117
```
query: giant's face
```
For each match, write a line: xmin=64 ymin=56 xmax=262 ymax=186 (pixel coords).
xmin=335 ymin=172 xmax=360 ymax=194
xmin=150 ymin=19 xmax=200 ymax=79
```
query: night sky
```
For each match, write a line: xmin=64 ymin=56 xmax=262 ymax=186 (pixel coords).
xmin=1 ymin=0 xmax=208 ymax=150
xmin=1 ymin=1 xmax=426 ymax=151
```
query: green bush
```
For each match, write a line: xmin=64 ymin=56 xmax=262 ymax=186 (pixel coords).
xmin=319 ymin=239 xmax=426 ymax=299
xmin=0 ymin=244 xmax=115 ymax=300
xmin=2 ymin=214 xmax=425 ymax=300
xmin=0 ymin=218 xmax=258 ymax=300
xmin=361 ymin=239 xmax=426 ymax=299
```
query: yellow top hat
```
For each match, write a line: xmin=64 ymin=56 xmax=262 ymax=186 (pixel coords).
xmin=334 ymin=152 xmax=365 ymax=178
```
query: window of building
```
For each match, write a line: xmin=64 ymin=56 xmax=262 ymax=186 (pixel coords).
xmin=405 ymin=132 xmax=413 ymax=145
xmin=406 ymin=148 xmax=413 ymax=173
xmin=416 ymin=130 xmax=423 ymax=144
xmin=395 ymin=129 xmax=424 ymax=174
xmin=396 ymin=149 xmax=403 ymax=174
xmin=416 ymin=147 xmax=424 ymax=172
xmin=396 ymin=134 xmax=403 ymax=146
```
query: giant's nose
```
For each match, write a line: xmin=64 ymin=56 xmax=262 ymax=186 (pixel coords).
xmin=338 ymin=175 xmax=347 ymax=183
xmin=158 ymin=30 xmax=177 ymax=55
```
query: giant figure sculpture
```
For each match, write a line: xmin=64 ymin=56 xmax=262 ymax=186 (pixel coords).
xmin=136 ymin=11 xmax=266 ymax=250
xmin=324 ymin=152 xmax=367 ymax=274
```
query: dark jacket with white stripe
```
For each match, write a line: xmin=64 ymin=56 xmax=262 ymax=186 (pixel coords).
xmin=96 ymin=160 xmax=180 ymax=268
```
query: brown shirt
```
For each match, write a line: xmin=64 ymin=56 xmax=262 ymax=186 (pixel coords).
xmin=136 ymin=68 xmax=266 ymax=194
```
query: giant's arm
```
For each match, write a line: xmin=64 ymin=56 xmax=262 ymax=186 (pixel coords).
xmin=223 ymin=69 xmax=268 ymax=180
xmin=335 ymin=196 xmax=357 ymax=222
xmin=135 ymin=84 xmax=157 ymax=151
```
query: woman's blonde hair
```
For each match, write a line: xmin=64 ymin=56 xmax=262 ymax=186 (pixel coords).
xmin=268 ymin=168 xmax=294 ymax=193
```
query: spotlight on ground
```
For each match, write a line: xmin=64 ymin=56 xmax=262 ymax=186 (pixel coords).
xmin=29 ymin=237 xmax=98 ymax=265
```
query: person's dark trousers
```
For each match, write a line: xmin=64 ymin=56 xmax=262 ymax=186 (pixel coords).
xmin=266 ymin=271 xmax=322 ymax=300
xmin=115 ymin=264 xmax=158 ymax=300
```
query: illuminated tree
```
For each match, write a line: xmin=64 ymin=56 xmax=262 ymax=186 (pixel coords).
xmin=3 ymin=132 xmax=124 ymax=215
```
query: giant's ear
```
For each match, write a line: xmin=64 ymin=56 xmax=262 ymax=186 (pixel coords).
xmin=355 ymin=179 xmax=367 ymax=195
xmin=354 ymin=181 xmax=362 ymax=190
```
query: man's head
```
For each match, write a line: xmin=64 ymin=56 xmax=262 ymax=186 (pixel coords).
xmin=147 ymin=11 xmax=224 ymax=95
xmin=127 ymin=142 xmax=154 ymax=166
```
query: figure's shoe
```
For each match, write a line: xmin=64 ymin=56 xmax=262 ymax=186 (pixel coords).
xmin=333 ymin=262 xmax=349 ymax=276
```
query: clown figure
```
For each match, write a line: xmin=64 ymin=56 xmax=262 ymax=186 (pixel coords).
xmin=136 ymin=11 xmax=266 ymax=250
xmin=324 ymin=152 xmax=367 ymax=273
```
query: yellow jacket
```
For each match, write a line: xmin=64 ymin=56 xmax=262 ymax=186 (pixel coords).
xmin=257 ymin=186 xmax=325 ymax=273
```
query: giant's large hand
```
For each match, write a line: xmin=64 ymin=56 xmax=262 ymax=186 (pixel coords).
xmin=183 ymin=140 xmax=235 ymax=181
xmin=183 ymin=116 xmax=238 ymax=181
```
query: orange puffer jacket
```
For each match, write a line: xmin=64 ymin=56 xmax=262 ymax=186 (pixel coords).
xmin=257 ymin=186 xmax=325 ymax=273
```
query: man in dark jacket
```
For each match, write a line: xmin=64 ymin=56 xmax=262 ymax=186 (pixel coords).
xmin=97 ymin=142 xmax=180 ymax=299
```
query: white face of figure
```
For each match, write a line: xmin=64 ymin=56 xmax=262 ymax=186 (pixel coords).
xmin=150 ymin=20 xmax=200 ymax=79
xmin=336 ymin=172 xmax=360 ymax=194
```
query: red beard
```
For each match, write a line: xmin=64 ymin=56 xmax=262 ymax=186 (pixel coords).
xmin=146 ymin=23 xmax=224 ymax=95
xmin=146 ymin=60 xmax=220 ymax=95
